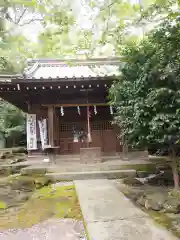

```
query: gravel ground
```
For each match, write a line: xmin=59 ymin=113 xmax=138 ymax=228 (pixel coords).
xmin=0 ymin=219 xmax=86 ymax=240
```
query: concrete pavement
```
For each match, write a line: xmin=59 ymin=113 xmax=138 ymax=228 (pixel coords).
xmin=75 ymin=179 xmax=178 ymax=240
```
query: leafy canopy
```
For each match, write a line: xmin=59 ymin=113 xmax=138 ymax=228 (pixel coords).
xmin=110 ymin=16 xmax=180 ymax=148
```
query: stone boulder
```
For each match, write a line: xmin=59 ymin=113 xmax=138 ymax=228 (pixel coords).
xmin=15 ymin=191 xmax=31 ymax=202
xmin=12 ymin=147 xmax=27 ymax=154
xmin=0 ymin=151 xmax=13 ymax=159
xmin=137 ymin=171 xmax=149 ymax=178
xmin=163 ymin=197 xmax=180 ymax=214
xmin=123 ymin=177 xmax=144 ymax=186
xmin=0 ymin=185 xmax=32 ymax=208
xmin=34 ymin=177 xmax=51 ymax=189
xmin=136 ymin=195 xmax=146 ymax=207
xmin=123 ymin=188 xmax=144 ymax=201
xmin=144 ymin=193 xmax=167 ymax=211
xmin=0 ymin=166 xmax=12 ymax=176
xmin=21 ymin=167 xmax=46 ymax=176
xmin=9 ymin=156 xmax=26 ymax=165
xmin=10 ymin=177 xmax=35 ymax=191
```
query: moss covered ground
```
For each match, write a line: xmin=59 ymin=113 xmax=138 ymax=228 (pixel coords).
xmin=0 ymin=184 xmax=82 ymax=229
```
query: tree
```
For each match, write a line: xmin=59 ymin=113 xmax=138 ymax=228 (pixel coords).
xmin=110 ymin=17 xmax=180 ymax=189
xmin=36 ymin=0 xmax=97 ymax=58
xmin=0 ymin=101 xmax=25 ymax=146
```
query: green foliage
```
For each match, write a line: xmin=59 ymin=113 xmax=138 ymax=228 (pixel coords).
xmin=110 ymin=17 xmax=180 ymax=150
xmin=0 ymin=101 xmax=25 ymax=140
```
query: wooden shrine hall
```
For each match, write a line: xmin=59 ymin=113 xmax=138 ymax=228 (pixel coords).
xmin=0 ymin=58 xmax=122 ymax=162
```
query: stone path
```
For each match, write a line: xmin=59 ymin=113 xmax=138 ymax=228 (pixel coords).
xmin=75 ymin=179 xmax=178 ymax=240
xmin=0 ymin=219 xmax=85 ymax=240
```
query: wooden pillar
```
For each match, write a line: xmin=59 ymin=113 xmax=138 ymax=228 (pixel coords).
xmin=48 ymin=106 xmax=54 ymax=146
xmin=27 ymin=102 xmax=32 ymax=156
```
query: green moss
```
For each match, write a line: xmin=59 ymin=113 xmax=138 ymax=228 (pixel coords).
xmin=82 ymin=218 xmax=90 ymax=240
xmin=120 ymin=163 xmax=157 ymax=173
xmin=149 ymin=157 xmax=168 ymax=164
xmin=148 ymin=210 xmax=180 ymax=238
xmin=0 ymin=184 xmax=82 ymax=229
xmin=0 ymin=201 xmax=7 ymax=209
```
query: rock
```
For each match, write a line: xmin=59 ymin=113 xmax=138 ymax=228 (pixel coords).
xmin=123 ymin=177 xmax=143 ymax=186
xmin=137 ymin=171 xmax=149 ymax=178
xmin=12 ymin=147 xmax=27 ymax=154
xmin=0 ymin=166 xmax=12 ymax=176
xmin=16 ymin=192 xmax=31 ymax=202
xmin=34 ymin=177 xmax=50 ymax=189
xmin=145 ymin=199 xmax=162 ymax=211
xmin=0 ymin=151 xmax=13 ymax=159
xmin=144 ymin=192 xmax=167 ymax=211
xmin=124 ymin=188 xmax=144 ymax=201
xmin=0 ymin=165 xmax=25 ymax=176
xmin=163 ymin=197 xmax=180 ymax=214
xmin=137 ymin=195 xmax=146 ymax=207
xmin=10 ymin=157 xmax=26 ymax=165
xmin=10 ymin=177 xmax=35 ymax=191
xmin=11 ymin=165 xmax=25 ymax=174
xmin=21 ymin=167 xmax=46 ymax=176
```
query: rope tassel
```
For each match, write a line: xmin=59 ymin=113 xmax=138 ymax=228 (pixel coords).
xmin=94 ymin=105 xmax=97 ymax=115
xmin=77 ymin=106 xmax=80 ymax=115
xmin=110 ymin=105 xmax=113 ymax=115
xmin=60 ymin=106 xmax=64 ymax=116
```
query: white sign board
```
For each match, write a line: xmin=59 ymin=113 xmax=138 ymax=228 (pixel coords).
xmin=38 ymin=118 xmax=48 ymax=149
xmin=26 ymin=114 xmax=37 ymax=150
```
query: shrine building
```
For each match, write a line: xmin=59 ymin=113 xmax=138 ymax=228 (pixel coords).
xmin=0 ymin=58 xmax=123 ymax=159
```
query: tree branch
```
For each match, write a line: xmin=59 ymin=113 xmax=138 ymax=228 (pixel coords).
xmin=16 ymin=8 xmax=27 ymax=24
xmin=19 ymin=17 xmax=43 ymax=26
xmin=100 ymin=0 xmax=119 ymax=11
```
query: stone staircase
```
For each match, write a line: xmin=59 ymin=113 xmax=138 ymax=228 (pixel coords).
xmin=16 ymin=153 xmax=153 ymax=181
xmin=45 ymin=169 xmax=136 ymax=181
xmin=27 ymin=153 xmax=123 ymax=163
xmin=20 ymin=159 xmax=154 ymax=181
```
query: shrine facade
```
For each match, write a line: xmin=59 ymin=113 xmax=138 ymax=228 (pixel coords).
xmin=0 ymin=58 xmax=122 ymax=156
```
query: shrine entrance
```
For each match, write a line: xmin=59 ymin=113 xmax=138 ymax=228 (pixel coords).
xmin=55 ymin=106 xmax=121 ymax=155
xmin=0 ymin=58 xmax=122 ymax=157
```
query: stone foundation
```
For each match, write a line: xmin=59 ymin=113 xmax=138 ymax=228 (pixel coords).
xmin=80 ymin=147 xmax=102 ymax=164
xmin=121 ymin=150 xmax=149 ymax=161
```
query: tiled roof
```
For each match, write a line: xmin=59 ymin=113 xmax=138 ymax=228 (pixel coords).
xmin=23 ymin=58 xmax=121 ymax=79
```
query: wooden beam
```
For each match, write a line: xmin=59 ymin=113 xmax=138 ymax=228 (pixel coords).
xmin=48 ymin=106 xmax=54 ymax=146
xmin=42 ymin=103 xmax=109 ymax=108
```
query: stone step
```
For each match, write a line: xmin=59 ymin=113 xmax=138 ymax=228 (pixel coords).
xmin=47 ymin=164 xmax=130 ymax=173
xmin=27 ymin=154 xmax=122 ymax=163
xmin=21 ymin=161 xmax=155 ymax=176
xmin=45 ymin=169 xmax=136 ymax=181
xmin=27 ymin=155 xmax=81 ymax=162
xmin=21 ymin=164 xmax=130 ymax=175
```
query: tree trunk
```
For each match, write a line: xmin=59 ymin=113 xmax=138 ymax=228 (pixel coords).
xmin=170 ymin=147 xmax=179 ymax=189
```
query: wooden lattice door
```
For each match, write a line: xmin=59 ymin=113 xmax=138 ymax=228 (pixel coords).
xmin=59 ymin=122 xmax=87 ymax=154
xmin=58 ymin=120 xmax=120 ymax=155
xmin=91 ymin=121 xmax=119 ymax=154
